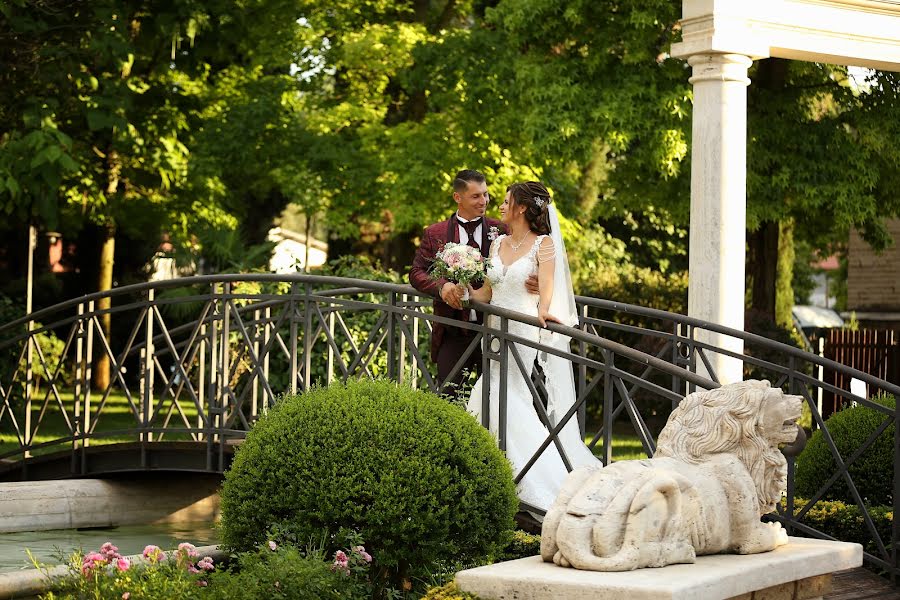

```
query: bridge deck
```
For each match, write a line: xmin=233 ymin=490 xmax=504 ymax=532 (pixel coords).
xmin=830 ymin=568 xmax=900 ymax=599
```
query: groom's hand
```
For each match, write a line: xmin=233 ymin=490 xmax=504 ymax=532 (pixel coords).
xmin=525 ymin=274 xmax=539 ymax=294
xmin=441 ymin=282 xmax=464 ymax=309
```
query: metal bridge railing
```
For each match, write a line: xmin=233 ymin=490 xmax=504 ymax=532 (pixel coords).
xmin=0 ymin=274 xmax=897 ymax=574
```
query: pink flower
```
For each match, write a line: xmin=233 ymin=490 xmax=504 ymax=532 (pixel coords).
xmin=332 ymin=549 xmax=349 ymax=571
xmin=268 ymin=540 xmax=277 ymax=551
xmin=188 ymin=564 xmax=201 ymax=574
xmin=178 ymin=542 xmax=199 ymax=558
xmin=81 ymin=551 xmax=106 ymax=576
xmin=100 ymin=542 xmax=120 ymax=559
xmin=353 ymin=545 xmax=372 ymax=563
xmin=142 ymin=545 xmax=164 ymax=562
xmin=197 ymin=557 xmax=215 ymax=571
xmin=116 ymin=557 xmax=130 ymax=572
xmin=122 ymin=593 xmax=131 ymax=600
xmin=196 ymin=580 xmax=208 ymax=587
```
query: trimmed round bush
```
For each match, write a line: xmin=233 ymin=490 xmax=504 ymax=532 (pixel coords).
xmin=795 ymin=394 xmax=895 ymax=506
xmin=219 ymin=379 xmax=518 ymax=582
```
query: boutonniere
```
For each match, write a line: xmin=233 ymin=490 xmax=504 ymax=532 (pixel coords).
xmin=487 ymin=226 xmax=500 ymax=241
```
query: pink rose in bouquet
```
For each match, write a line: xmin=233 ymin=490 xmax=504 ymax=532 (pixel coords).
xmin=429 ymin=242 xmax=491 ymax=303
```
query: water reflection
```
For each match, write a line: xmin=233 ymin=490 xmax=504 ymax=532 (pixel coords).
xmin=0 ymin=522 xmax=218 ymax=573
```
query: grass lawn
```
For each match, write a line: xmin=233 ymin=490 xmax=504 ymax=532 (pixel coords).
xmin=0 ymin=388 xmax=203 ymax=458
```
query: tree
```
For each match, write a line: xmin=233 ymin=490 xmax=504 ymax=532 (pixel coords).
xmin=0 ymin=0 xmax=308 ymax=385
xmin=745 ymin=60 xmax=900 ymax=322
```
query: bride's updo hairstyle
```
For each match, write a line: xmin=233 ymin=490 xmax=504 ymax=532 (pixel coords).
xmin=507 ymin=181 xmax=552 ymax=235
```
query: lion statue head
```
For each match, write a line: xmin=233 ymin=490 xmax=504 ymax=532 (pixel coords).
xmin=654 ymin=380 xmax=803 ymax=514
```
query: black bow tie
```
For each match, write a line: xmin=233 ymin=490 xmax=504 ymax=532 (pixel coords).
xmin=460 ymin=219 xmax=482 ymax=249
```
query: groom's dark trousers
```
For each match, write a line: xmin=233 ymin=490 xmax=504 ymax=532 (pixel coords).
xmin=409 ymin=213 xmax=505 ymax=387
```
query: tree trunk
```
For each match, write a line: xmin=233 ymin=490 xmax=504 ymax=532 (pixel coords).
xmin=93 ymin=222 xmax=115 ymax=390
xmin=747 ymin=220 xmax=779 ymax=321
xmin=775 ymin=218 xmax=795 ymax=328
xmin=576 ymin=139 xmax=611 ymax=216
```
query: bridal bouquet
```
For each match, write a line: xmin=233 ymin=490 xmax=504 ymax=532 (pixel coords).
xmin=430 ymin=242 xmax=490 ymax=302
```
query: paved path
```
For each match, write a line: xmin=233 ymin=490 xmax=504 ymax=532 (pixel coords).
xmin=829 ymin=568 xmax=900 ymax=599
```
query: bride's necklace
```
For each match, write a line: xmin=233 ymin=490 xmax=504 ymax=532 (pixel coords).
xmin=508 ymin=230 xmax=530 ymax=251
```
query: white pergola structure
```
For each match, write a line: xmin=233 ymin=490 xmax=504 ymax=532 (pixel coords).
xmin=671 ymin=0 xmax=900 ymax=383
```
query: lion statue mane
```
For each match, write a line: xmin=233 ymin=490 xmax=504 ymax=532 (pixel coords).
xmin=540 ymin=380 xmax=803 ymax=571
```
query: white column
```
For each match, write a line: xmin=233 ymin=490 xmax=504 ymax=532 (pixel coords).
xmin=687 ymin=53 xmax=752 ymax=385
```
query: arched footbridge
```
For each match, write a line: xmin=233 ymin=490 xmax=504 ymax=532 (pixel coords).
xmin=0 ymin=275 xmax=898 ymax=574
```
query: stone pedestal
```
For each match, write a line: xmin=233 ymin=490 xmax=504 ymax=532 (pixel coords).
xmin=685 ymin=52 xmax=752 ymax=385
xmin=455 ymin=537 xmax=862 ymax=600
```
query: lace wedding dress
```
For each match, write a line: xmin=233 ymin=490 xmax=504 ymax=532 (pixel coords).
xmin=466 ymin=234 xmax=599 ymax=512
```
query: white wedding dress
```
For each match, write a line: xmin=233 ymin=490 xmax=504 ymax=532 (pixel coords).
xmin=466 ymin=233 xmax=599 ymax=512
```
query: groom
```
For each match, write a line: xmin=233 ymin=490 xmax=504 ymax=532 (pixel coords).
xmin=409 ymin=169 xmax=499 ymax=387
xmin=409 ymin=169 xmax=536 ymax=387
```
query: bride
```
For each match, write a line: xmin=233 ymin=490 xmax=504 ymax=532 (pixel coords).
xmin=463 ymin=181 xmax=599 ymax=513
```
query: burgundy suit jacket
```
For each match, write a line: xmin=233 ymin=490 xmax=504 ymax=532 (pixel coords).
xmin=408 ymin=214 xmax=505 ymax=361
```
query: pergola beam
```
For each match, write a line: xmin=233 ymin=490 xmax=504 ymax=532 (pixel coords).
xmin=670 ymin=0 xmax=900 ymax=383
xmin=674 ymin=0 xmax=900 ymax=71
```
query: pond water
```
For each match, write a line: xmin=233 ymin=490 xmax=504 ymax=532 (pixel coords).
xmin=0 ymin=522 xmax=219 ymax=574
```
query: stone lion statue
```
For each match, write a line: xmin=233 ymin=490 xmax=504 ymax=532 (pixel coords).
xmin=540 ymin=380 xmax=803 ymax=571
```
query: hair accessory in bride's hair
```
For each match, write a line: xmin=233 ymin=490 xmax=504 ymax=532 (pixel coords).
xmin=533 ymin=196 xmax=546 ymax=208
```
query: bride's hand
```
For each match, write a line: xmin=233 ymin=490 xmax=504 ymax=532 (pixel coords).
xmin=538 ymin=309 xmax=561 ymax=328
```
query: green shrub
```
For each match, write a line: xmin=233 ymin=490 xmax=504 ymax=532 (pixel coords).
xmin=495 ymin=530 xmax=541 ymax=562
xmin=784 ymin=498 xmax=892 ymax=557
xmin=421 ymin=581 xmax=480 ymax=600
xmin=795 ymin=394 xmax=895 ymax=505
xmin=204 ymin=544 xmax=364 ymax=600
xmin=219 ymin=379 xmax=519 ymax=589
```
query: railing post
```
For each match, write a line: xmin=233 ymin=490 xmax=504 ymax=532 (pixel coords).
xmin=302 ymin=282 xmax=313 ymax=391
xmin=252 ymin=308 xmax=260 ymax=419
xmin=198 ymin=321 xmax=206 ymax=440
xmin=498 ymin=317 xmax=509 ymax=452
xmin=578 ymin=303 xmax=588 ymax=436
xmin=672 ymin=322 xmax=684 ymax=406
xmin=206 ymin=286 xmax=219 ymax=468
xmin=411 ymin=302 xmax=419 ymax=390
xmin=387 ymin=292 xmax=397 ymax=381
xmin=815 ymin=336 xmax=825 ymax=432
xmin=326 ymin=306 xmax=335 ymax=385
xmin=603 ymin=350 xmax=614 ymax=466
xmin=220 ymin=282 xmax=231 ymax=428
xmin=398 ymin=293 xmax=407 ymax=385
xmin=481 ymin=321 xmax=492 ymax=429
xmin=263 ymin=305 xmax=271 ymax=409
xmin=289 ymin=283 xmax=299 ymax=395
xmin=893 ymin=395 xmax=900 ymax=579
xmin=73 ymin=303 xmax=85 ymax=469
xmin=83 ymin=300 xmax=95 ymax=449
xmin=142 ymin=290 xmax=155 ymax=445
xmin=24 ymin=315 xmax=33 ymax=458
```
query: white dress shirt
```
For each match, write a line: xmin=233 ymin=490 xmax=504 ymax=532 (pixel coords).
xmin=456 ymin=213 xmax=483 ymax=249
xmin=456 ymin=213 xmax=483 ymax=320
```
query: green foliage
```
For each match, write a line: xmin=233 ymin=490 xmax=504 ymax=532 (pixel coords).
xmin=494 ymin=530 xmax=542 ymax=562
xmin=421 ymin=582 xmax=481 ymax=600
xmin=204 ymin=543 xmax=372 ymax=600
xmin=38 ymin=544 xmax=209 ymax=600
xmin=791 ymin=239 xmax=819 ymax=306
xmin=218 ymin=379 xmax=519 ymax=589
xmin=784 ymin=498 xmax=893 ymax=557
xmin=795 ymin=394 xmax=896 ymax=506
xmin=0 ymin=295 xmax=67 ymax=412
xmin=742 ymin=309 xmax=806 ymax=382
